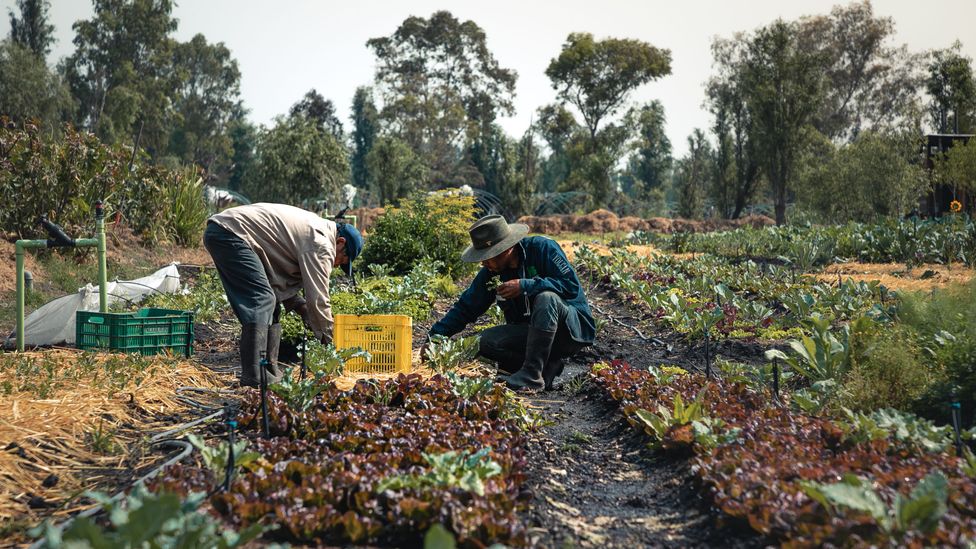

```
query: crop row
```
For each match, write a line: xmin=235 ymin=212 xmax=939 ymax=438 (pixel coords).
xmin=152 ymin=373 xmax=533 ymax=546
xmin=576 ymin=246 xmax=890 ymax=341
xmin=593 ymin=360 xmax=976 ymax=547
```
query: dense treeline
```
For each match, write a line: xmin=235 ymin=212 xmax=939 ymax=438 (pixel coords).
xmin=1 ymin=0 xmax=974 ymax=223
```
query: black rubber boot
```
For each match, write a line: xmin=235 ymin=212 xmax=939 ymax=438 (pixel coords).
xmin=505 ymin=328 xmax=555 ymax=391
xmin=265 ymin=323 xmax=283 ymax=383
xmin=239 ymin=323 xmax=268 ymax=388
xmin=542 ymin=358 xmax=565 ymax=391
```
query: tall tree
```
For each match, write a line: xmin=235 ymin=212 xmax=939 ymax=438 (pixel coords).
xmin=740 ymin=19 xmax=825 ymax=225
xmin=674 ymin=129 xmax=713 ymax=219
xmin=367 ymin=11 xmax=517 ymax=186
xmin=546 ymin=32 xmax=671 ymax=141
xmin=535 ymin=103 xmax=579 ymax=193
xmin=7 ymin=0 xmax=54 ymax=57
xmin=226 ymin=115 xmax=258 ymax=193
xmin=926 ymin=41 xmax=975 ymax=134
xmin=249 ymin=116 xmax=349 ymax=205
xmin=469 ymin=123 xmax=533 ymax=218
xmin=290 ymin=89 xmax=344 ymax=140
xmin=366 ymin=136 xmax=427 ymax=206
xmin=168 ymin=33 xmax=242 ymax=176
xmin=0 ymin=39 xmax=73 ymax=127
xmin=796 ymin=0 xmax=923 ymax=141
xmin=627 ymin=100 xmax=672 ymax=210
xmin=350 ymin=86 xmax=379 ymax=189
xmin=64 ymin=0 xmax=179 ymax=153
xmin=545 ymin=32 xmax=671 ymax=206
xmin=707 ymin=36 xmax=761 ymax=219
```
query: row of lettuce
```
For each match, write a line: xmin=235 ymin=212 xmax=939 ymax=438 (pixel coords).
xmin=593 ymin=361 xmax=976 ymax=547
xmin=41 ymin=372 xmax=537 ymax=547
xmin=576 ymin=246 xmax=976 ymax=428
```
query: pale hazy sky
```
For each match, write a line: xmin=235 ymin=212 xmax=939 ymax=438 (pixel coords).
xmin=3 ymin=0 xmax=975 ymax=156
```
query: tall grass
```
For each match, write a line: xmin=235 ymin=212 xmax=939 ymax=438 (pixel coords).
xmin=164 ymin=167 xmax=210 ymax=247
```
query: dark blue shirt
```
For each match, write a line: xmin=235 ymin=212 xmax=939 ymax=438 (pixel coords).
xmin=429 ymin=236 xmax=595 ymax=344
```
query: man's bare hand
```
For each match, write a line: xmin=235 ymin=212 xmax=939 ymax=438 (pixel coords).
xmin=496 ymin=279 xmax=522 ymax=299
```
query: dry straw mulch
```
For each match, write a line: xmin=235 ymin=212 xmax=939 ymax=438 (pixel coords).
xmin=815 ymin=262 xmax=976 ymax=292
xmin=0 ymin=349 xmax=231 ymax=525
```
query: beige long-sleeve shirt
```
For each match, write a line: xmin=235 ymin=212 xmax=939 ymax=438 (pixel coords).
xmin=210 ymin=203 xmax=337 ymax=343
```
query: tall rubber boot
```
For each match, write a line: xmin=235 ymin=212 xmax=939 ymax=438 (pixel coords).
xmin=266 ymin=323 xmax=283 ymax=383
xmin=505 ymin=328 xmax=555 ymax=391
xmin=542 ymin=358 xmax=565 ymax=391
xmin=239 ymin=323 xmax=268 ymax=388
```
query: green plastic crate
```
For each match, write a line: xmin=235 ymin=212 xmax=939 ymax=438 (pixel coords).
xmin=76 ymin=307 xmax=194 ymax=357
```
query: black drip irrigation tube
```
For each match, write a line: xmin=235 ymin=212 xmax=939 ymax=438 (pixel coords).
xmin=28 ymin=439 xmax=194 ymax=549
xmin=31 ymin=398 xmax=236 ymax=546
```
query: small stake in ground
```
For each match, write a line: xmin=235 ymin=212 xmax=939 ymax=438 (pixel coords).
xmin=704 ymin=328 xmax=712 ymax=379
xmin=772 ymin=358 xmax=780 ymax=404
xmin=259 ymin=350 xmax=270 ymax=439
xmin=223 ymin=404 xmax=237 ymax=491
xmin=300 ymin=332 xmax=307 ymax=381
xmin=951 ymin=391 xmax=963 ymax=455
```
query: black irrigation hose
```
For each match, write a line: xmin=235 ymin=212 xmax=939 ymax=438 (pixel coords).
xmin=29 ymin=439 xmax=194 ymax=549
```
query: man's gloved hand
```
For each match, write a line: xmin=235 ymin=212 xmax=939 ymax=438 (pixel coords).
xmin=497 ymin=279 xmax=522 ymax=300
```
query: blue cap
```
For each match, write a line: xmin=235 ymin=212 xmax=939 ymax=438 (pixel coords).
xmin=336 ymin=222 xmax=363 ymax=276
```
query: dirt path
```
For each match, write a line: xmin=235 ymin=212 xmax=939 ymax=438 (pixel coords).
xmin=514 ymin=287 xmax=760 ymax=548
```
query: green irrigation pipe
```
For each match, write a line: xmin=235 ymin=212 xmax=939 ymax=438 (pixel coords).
xmin=15 ymin=201 xmax=108 ymax=352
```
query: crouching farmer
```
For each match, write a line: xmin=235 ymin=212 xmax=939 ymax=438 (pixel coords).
xmin=423 ymin=215 xmax=595 ymax=391
xmin=204 ymin=203 xmax=362 ymax=387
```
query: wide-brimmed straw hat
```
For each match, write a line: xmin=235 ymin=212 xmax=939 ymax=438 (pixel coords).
xmin=460 ymin=215 xmax=529 ymax=263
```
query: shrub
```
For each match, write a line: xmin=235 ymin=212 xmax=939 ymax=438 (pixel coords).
xmin=360 ymin=190 xmax=476 ymax=279
xmin=163 ymin=166 xmax=210 ymax=247
xmin=897 ymin=280 xmax=976 ymax=427
xmin=0 ymin=118 xmax=205 ymax=246
xmin=840 ymin=329 xmax=937 ymax=413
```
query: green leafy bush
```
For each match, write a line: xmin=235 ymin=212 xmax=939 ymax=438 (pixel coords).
xmin=839 ymin=329 xmax=935 ymax=412
xmin=0 ymin=118 xmax=207 ymax=246
xmin=896 ymin=280 xmax=976 ymax=427
xmin=163 ymin=166 xmax=210 ymax=247
xmin=186 ymin=434 xmax=260 ymax=477
xmin=426 ymin=335 xmax=480 ymax=374
xmin=800 ymin=471 xmax=949 ymax=538
xmin=360 ymin=190 xmax=477 ymax=279
xmin=35 ymin=485 xmax=264 ymax=548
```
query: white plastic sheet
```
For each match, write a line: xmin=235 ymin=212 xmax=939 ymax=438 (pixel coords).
xmin=8 ymin=264 xmax=182 ymax=347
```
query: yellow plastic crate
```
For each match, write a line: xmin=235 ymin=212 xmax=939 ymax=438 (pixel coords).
xmin=334 ymin=314 xmax=412 ymax=374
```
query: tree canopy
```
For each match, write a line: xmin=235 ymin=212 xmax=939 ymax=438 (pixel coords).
xmin=7 ymin=0 xmax=55 ymax=57
xmin=546 ymin=32 xmax=671 ymax=140
xmin=367 ymin=10 xmax=517 ymax=186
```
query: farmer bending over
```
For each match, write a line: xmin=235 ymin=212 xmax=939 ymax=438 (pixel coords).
xmin=423 ymin=215 xmax=595 ymax=391
xmin=204 ymin=203 xmax=362 ymax=388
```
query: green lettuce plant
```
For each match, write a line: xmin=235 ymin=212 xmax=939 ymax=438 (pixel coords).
xmin=800 ymin=471 xmax=949 ymax=538
xmin=375 ymin=448 xmax=502 ymax=497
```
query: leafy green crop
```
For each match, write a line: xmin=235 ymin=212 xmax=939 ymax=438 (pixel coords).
xmin=801 ymin=471 xmax=949 ymax=537
xmin=375 ymin=448 xmax=502 ymax=497
xmin=426 ymin=335 xmax=480 ymax=374
xmin=34 ymin=485 xmax=265 ymax=548
xmin=186 ymin=434 xmax=260 ymax=477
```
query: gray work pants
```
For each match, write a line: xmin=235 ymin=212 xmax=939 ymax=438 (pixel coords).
xmin=478 ymin=291 xmax=587 ymax=373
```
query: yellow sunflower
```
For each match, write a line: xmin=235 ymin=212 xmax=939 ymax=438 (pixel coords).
xmin=950 ymin=200 xmax=963 ymax=213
